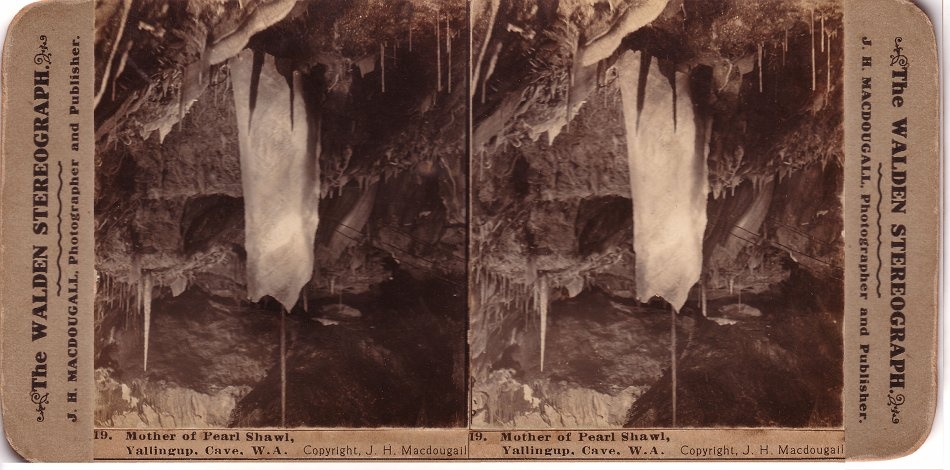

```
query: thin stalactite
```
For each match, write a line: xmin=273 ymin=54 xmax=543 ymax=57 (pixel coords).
xmin=436 ymin=10 xmax=442 ymax=93
xmin=446 ymin=18 xmax=452 ymax=94
xmin=811 ymin=9 xmax=816 ymax=91
xmin=143 ymin=272 xmax=152 ymax=372
xmin=248 ymin=49 xmax=265 ymax=129
xmin=827 ymin=30 xmax=832 ymax=95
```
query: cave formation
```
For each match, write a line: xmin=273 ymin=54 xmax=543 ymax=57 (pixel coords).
xmin=94 ymin=0 xmax=467 ymax=428
xmin=471 ymin=0 xmax=843 ymax=428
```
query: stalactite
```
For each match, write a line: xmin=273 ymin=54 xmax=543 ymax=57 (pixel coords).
xmin=669 ymin=65 xmax=677 ymax=130
xmin=821 ymin=14 xmax=825 ymax=52
xmin=143 ymin=272 xmax=152 ymax=372
xmin=408 ymin=21 xmax=413 ymax=52
xmin=380 ymin=42 xmax=386 ymax=93
xmin=783 ymin=26 xmax=788 ymax=66
xmin=827 ymin=30 xmax=832 ymax=94
xmin=248 ymin=50 xmax=265 ymax=129
xmin=811 ymin=9 xmax=816 ymax=91
xmin=436 ymin=10 xmax=442 ymax=93
xmin=446 ymin=18 xmax=452 ymax=94
xmin=757 ymin=43 xmax=763 ymax=93
xmin=135 ymin=275 xmax=144 ymax=321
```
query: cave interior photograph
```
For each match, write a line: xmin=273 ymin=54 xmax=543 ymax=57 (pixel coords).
xmin=470 ymin=0 xmax=844 ymax=428
xmin=94 ymin=0 xmax=468 ymax=428
xmin=92 ymin=0 xmax=845 ymax=431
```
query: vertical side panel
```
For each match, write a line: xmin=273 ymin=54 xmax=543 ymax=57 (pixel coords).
xmin=843 ymin=0 xmax=939 ymax=459
xmin=0 ymin=0 xmax=95 ymax=462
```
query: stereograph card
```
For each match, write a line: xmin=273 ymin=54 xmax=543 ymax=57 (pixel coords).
xmin=0 ymin=0 xmax=940 ymax=462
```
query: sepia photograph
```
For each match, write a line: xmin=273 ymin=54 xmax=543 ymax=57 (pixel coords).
xmin=0 ymin=0 xmax=944 ymax=462
xmin=471 ymin=0 xmax=844 ymax=428
xmin=93 ymin=0 xmax=468 ymax=428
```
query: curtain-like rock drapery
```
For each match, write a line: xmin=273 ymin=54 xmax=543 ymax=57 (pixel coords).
xmin=231 ymin=50 xmax=321 ymax=310
xmin=617 ymin=51 xmax=709 ymax=311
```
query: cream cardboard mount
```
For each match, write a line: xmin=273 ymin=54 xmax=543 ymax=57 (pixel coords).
xmin=0 ymin=0 xmax=940 ymax=462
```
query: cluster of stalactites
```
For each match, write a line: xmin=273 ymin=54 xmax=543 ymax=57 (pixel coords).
xmin=97 ymin=264 xmax=166 ymax=372
xmin=474 ymin=263 xmax=591 ymax=373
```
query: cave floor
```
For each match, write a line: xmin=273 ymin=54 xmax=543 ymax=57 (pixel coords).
xmin=474 ymin=278 xmax=843 ymax=429
xmin=96 ymin=272 xmax=467 ymax=428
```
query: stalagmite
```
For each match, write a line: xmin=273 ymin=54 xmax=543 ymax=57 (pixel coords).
xmin=811 ymin=9 xmax=816 ymax=91
xmin=380 ymin=42 xmax=386 ymax=93
xmin=231 ymin=50 xmax=321 ymax=310
xmin=436 ymin=10 xmax=442 ymax=93
xmin=143 ymin=272 xmax=152 ymax=372
xmin=616 ymin=51 xmax=707 ymax=311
